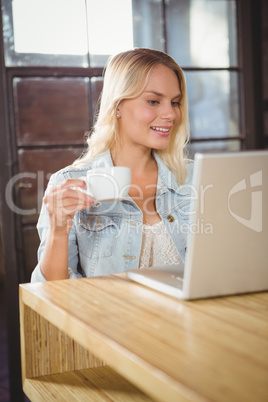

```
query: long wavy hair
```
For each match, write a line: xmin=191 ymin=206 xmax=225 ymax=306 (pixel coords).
xmin=74 ymin=48 xmax=190 ymax=184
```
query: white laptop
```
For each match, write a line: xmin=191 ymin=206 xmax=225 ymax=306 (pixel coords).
xmin=127 ymin=151 xmax=268 ymax=300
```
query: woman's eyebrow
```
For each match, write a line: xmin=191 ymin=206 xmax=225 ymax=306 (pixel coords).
xmin=144 ymin=90 xmax=181 ymax=100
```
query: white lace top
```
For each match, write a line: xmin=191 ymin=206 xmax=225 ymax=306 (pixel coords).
xmin=139 ymin=220 xmax=183 ymax=268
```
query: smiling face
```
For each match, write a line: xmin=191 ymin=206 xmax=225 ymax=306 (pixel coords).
xmin=117 ymin=64 xmax=182 ymax=152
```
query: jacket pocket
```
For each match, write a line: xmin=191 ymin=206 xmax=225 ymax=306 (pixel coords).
xmin=77 ymin=212 xmax=120 ymax=259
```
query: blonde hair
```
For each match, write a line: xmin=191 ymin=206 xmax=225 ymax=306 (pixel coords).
xmin=74 ymin=48 xmax=190 ymax=184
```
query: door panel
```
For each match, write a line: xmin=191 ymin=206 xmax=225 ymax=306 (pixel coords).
xmin=13 ymin=77 xmax=91 ymax=145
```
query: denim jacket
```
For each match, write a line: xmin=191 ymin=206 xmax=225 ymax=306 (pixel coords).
xmin=31 ymin=150 xmax=194 ymax=282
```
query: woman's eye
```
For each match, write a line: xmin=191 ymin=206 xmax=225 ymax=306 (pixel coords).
xmin=148 ymin=100 xmax=159 ymax=105
xmin=172 ymin=101 xmax=181 ymax=107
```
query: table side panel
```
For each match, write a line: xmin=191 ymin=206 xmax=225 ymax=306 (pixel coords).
xmin=23 ymin=366 xmax=154 ymax=402
xmin=20 ymin=295 xmax=104 ymax=380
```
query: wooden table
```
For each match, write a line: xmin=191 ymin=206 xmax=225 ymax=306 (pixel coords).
xmin=19 ymin=274 xmax=268 ymax=401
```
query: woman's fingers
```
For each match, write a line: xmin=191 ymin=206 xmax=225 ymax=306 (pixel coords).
xmin=45 ymin=188 xmax=93 ymax=212
xmin=43 ymin=179 xmax=95 ymax=229
xmin=61 ymin=187 xmax=93 ymax=208
xmin=61 ymin=178 xmax=87 ymax=190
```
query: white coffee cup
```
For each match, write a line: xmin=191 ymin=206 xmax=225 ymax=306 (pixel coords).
xmin=80 ymin=167 xmax=131 ymax=201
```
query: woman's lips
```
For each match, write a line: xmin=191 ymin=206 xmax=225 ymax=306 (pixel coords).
xmin=151 ymin=126 xmax=171 ymax=137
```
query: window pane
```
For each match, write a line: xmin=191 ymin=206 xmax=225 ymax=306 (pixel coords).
xmin=166 ymin=0 xmax=237 ymax=67
xmin=185 ymin=71 xmax=240 ymax=139
xmin=188 ymin=140 xmax=241 ymax=158
xmin=132 ymin=0 xmax=164 ymax=52
xmin=13 ymin=0 xmax=87 ymax=55
xmin=87 ymin=0 xmax=133 ymax=67
xmin=3 ymin=0 xmax=88 ymax=66
xmin=3 ymin=0 xmax=238 ymax=69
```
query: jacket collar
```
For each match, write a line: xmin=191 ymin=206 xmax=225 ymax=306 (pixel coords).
xmin=81 ymin=149 xmax=191 ymax=196
xmin=154 ymin=153 xmax=178 ymax=195
xmin=154 ymin=153 xmax=192 ymax=196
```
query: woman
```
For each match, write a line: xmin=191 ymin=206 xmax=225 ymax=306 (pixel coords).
xmin=31 ymin=48 xmax=193 ymax=282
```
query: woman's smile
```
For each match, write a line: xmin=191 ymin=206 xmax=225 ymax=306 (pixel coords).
xmin=150 ymin=126 xmax=172 ymax=136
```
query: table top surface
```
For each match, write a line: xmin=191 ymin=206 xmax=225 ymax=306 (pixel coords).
xmin=20 ymin=274 xmax=268 ymax=402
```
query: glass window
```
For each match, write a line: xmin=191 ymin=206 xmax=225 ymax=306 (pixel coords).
xmin=132 ymin=0 xmax=164 ymax=52
xmin=185 ymin=71 xmax=240 ymax=139
xmin=3 ymin=0 xmax=237 ymax=68
xmin=166 ymin=0 xmax=237 ymax=67
xmin=3 ymin=0 xmax=89 ymax=66
xmin=187 ymin=139 xmax=241 ymax=159
xmin=87 ymin=0 xmax=133 ymax=66
xmin=2 ymin=0 xmax=134 ymax=67
xmin=12 ymin=0 xmax=88 ymax=56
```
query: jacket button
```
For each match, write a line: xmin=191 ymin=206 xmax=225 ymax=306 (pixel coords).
xmin=167 ymin=215 xmax=174 ymax=222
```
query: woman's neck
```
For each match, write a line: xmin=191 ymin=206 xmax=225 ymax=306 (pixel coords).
xmin=111 ymin=145 xmax=156 ymax=175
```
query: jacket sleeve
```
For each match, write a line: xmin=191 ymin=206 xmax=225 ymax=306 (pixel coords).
xmin=30 ymin=170 xmax=82 ymax=283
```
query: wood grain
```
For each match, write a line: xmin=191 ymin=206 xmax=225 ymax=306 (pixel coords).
xmin=23 ymin=366 xmax=152 ymax=401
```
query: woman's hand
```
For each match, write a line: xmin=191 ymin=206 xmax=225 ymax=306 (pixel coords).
xmin=43 ymin=179 xmax=94 ymax=235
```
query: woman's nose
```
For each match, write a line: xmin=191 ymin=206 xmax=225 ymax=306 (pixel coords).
xmin=160 ymin=102 xmax=177 ymax=120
